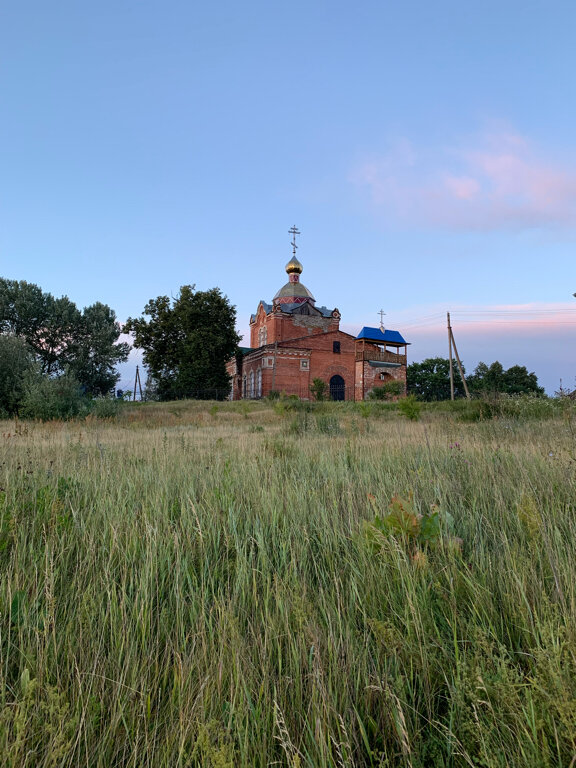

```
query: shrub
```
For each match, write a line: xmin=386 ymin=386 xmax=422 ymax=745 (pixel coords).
xmin=310 ymin=378 xmax=328 ymax=401
xmin=369 ymin=380 xmax=405 ymax=400
xmin=20 ymin=372 xmax=89 ymax=420
xmin=90 ymin=396 xmax=122 ymax=420
xmin=398 ymin=394 xmax=422 ymax=421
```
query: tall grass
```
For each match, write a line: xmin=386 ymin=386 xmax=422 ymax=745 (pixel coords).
xmin=0 ymin=400 xmax=575 ymax=767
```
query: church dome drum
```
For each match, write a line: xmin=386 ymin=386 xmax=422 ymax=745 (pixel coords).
xmin=273 ymin=256 xmax=315 ymax=305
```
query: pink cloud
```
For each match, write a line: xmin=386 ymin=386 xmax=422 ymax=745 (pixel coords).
xmin=443 ymin=175 xmax=480 ymax=200
xmin=391 ymin=302 xmax=576 ymax=393
xmin=352 ymin=128 xmax=576 ymax=230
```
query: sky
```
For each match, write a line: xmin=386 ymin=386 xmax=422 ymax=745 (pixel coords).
xmin=1 ymin=0 xmax=575 ymax=393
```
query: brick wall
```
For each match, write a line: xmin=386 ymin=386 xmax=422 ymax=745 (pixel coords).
xmin=356 ymin=361 xmax=407 ymax=400
xmin=250 ymin=303 xmax=339 ymax=348
xmin=230 ymin=322 xmax=408 ymax=402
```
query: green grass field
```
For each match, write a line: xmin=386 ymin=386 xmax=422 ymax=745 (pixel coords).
xmin=1 ymin=399 xmax=575 ymax=767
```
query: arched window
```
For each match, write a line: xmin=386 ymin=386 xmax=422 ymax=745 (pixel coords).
xmin=250 ymin=371 xmax=255 ymax=398
xmin=330 ymin=375 xmax=345 ymax=401
xmin=242 ymin=374 xmax=247 ymax=398
xmin=257 ymin=368 xmax=262 ymax=398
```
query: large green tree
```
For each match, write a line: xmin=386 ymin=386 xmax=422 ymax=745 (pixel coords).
xmin=407 ymin=357 xmax=467 ymax=401
xmin=69 ymin=302 xmax=131 ymax=396
xmin=125 ymin=285 xmax=240 ymax=400
xmin=467 ymin=361 xmax=544 ymax=396
xmin=0 ymin=335 xmax=36 ymax=415
xmin=0 ymin=278 xmax=130 ymax=395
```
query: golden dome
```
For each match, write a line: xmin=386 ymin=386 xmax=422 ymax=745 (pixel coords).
xmin=285 ymin=256 xmax=303 ymax=275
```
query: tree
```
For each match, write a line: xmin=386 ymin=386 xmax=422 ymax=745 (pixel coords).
xmin=0 ymin=278 xmax=129 ymax=394
xmin=0 ymin=335 xmax=36 ymax=416
xmin=467 ymin=361 xmax=544 ymax=396
xmin=407 ymin=357 xmax=467 ymax=401
xmin=68 ymin=303 xmax=131 ymax=396
xmin=0 ymin=278 xmax=80 ymax=375
xmin=125 ymin=285 xmax=240 ymax=400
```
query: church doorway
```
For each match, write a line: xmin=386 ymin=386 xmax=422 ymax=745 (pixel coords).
xmin=330 ymin=375 xmax=345 ymax=401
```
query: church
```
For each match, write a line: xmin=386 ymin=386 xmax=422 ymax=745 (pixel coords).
xmin=226 ymin=231 xmax=410 ymax=401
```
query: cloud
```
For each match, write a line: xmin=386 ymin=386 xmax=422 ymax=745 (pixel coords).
xmin=351 ymin=127 xmax=576 ymax=230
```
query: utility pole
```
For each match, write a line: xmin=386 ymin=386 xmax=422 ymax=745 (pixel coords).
xmin=447 ymin=312 xmax=470 ymax=400
xmin=133 ymin=365 xmax=143 ymax=401
xmin=448 ymin=313 xmax=455 ymax=401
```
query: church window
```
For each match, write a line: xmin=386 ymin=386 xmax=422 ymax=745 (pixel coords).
xmin=333 ymin=341 xmax=341 ymax=354
xmin=242 ymin=374 xmax=247 ymax=398
xmin=300 ymin=360 xmax=309 ymax=370
xmin=257 ymin=369 xmax=262 ymax=398
xmin=250 ymin=371 xmax=255 ymax=398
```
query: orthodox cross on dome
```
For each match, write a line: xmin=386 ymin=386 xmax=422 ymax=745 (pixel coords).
xmin=379 ymin=309 xmax=386 ymax=332
xmin=288 ymin=225 xmax=300 ymax=257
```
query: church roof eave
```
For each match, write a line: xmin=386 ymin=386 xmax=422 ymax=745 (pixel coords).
xmin=356 ymin=326 xmax=410 ymax=345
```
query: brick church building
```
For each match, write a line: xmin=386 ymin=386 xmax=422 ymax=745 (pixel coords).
xmin=226 ymin=239 xmax=409 ymax=401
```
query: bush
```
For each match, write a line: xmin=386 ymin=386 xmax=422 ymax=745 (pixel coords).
xmin=455 ymin=395 xmax=557 ymax=422
xmin=310 ymin=378 xmax=328 ymax=401
xmin=90 ymin=396 xmax=122 ymax=419
xmin=369 ymin=380 xmax=405 ymax=400
xmin=398 ymin=394 xmax=422 ymax=421
xmin=20 ymin=372 xmax=89 ymax=420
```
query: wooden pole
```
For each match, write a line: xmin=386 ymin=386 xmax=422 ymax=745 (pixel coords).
xmin=133 ymin=365 xmax=143 ymax=401
xmin=449 ymin=326 xmax=470 ymax=399
xmin=448 ymin=313 xmax=455 ymax=401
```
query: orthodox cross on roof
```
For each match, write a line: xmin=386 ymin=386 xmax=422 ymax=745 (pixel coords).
xmin=379 ymin=309 xmax=386 ymax=331
xmin=288 ymin=225 xmax=300 ymax=257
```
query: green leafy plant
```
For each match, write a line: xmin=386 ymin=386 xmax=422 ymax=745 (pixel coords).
xmin=364 ymin=493 xmax=459 ymax=560
xmin=90 ymin=396 xmax=122 ymax=419
xmin=310 ymin=378 xmax=328 ymax=401
xmin=369 ymin=380 xmax=405 ymax=400
xmin=398 ymin=394 xmax=422 ymax=421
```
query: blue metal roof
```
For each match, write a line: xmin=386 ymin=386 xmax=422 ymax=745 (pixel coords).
xmin=356 ymin=326 xmax=410 ymax=345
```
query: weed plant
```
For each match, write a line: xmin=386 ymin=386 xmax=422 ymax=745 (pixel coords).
xmin=0 ymin=399 xmax=575 ymax=766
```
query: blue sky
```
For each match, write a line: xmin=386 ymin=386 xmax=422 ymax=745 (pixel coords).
xmin=2 ymin=0 xmax=575 ymax=393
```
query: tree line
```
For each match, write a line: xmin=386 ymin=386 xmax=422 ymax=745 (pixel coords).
xmin=0 ymin=278 xmax=240 ymax=417
xmin=407 ymin=357 xmax=545 ymax=401
xmin=1 ymin=274 xmax=547 ymax=417
xmin=0 ymin=278 xmax=130 ymax=417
